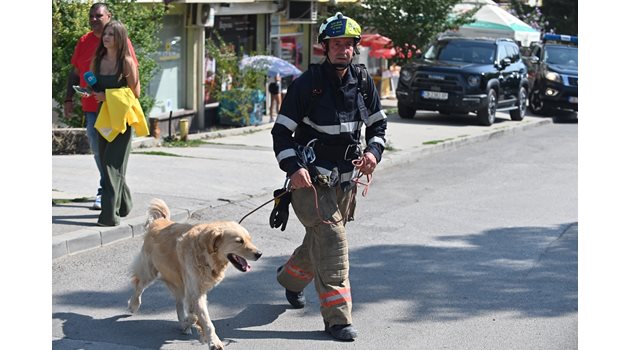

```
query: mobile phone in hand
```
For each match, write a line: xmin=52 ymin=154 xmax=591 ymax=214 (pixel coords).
xmin=73 ymin=85 xmax=90 ymax=95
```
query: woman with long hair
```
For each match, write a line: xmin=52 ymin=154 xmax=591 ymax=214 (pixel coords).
xmin=91 ymin=20 xmax=140 ymax=226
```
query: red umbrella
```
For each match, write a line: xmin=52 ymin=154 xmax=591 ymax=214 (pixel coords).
xmin=360 ymin=33 xmax=393 ymax=49
xmin=369 ymin=47 xmax=396 ymax=59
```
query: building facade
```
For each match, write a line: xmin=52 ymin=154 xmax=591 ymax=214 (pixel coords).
xmin=141 ymin=0 xmax=357 ymax=131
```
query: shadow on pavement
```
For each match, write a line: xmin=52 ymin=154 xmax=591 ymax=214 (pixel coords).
xmin=350 ymin=222 xmax=578 ymax=321
xmin=52 ymin=214 xmax=100 ymax=226
xmin=53 ymin=313 xmax=189 ymax=349
xmin=53 ymin=223 xmax=577 ymax=344
xmin=53 ymin=304 xmax=326 ymax=349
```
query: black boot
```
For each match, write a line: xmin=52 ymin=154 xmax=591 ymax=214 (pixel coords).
xmin=324 ymin=321 xmax=358 ymax=341
xmin=277 ymin=265 xmax=305 ymax=308
xmin=285 ymin=289 xmax=305 ymax=309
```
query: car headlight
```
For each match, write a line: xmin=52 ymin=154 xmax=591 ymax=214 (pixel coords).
xmin=545 ymin=71 xmax=562 ymax=83
xmin=467 ymin=75 xmax=480 ymax=87
xmin=400 ymin=69 xmax=413 ymax=83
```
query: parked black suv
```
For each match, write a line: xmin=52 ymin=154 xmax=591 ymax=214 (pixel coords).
xmin=396 ymin=37 xmax=529 ymax=126
xmin=524 ymin=34 xmax=578 ymax=115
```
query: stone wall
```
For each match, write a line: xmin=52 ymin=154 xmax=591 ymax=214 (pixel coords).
xmin=52 ymin=128 xmax=91 ymax=155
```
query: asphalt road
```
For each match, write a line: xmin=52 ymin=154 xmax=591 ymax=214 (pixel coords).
xmin=52 ymin=122 xmax=577 ymax=350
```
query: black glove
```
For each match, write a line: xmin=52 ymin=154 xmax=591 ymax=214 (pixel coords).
xmin=269 ymin=188 xmax=291 ymax=231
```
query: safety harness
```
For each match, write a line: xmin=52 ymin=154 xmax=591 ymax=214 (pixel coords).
xmin=241 ymin=63 xmax=374 ymax=228
xmin=303 ymin=62 xmax=370 ymax=162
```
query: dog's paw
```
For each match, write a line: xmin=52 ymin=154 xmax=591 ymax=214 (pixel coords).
xmin=127 ymin=297 xmax=140 ymax=313
xmin=209 ymin=339 xmax=224 ymax=350
xmin=181 ymin=315 xmax=198 ymax=335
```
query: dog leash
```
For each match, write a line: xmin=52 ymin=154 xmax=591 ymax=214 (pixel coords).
xmin=238 ymin=150 xmax=372 ymax=225
xmin=238 ymin=188 xmax=289 ymax=224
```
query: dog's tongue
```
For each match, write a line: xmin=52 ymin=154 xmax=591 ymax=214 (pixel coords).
xmin=233 ymin=254 xmax=251 ymax=272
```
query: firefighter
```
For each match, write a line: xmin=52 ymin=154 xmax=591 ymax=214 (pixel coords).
xmin=270 ymin=12 xmax=388 ymax=341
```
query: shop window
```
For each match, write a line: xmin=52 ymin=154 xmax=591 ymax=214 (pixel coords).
xmin=210 ymin=15 xmax=257 ymax=55
xmin=147 ymin=14 xmax=186 ymax=117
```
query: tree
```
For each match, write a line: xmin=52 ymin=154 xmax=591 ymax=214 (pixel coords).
xmin=508 ymin=0 xmax=577 ymax=36
xmin=328 ymin=0 xmax=477 ymax=64
xmin=539 ymin=0 xmax=577 ymax=35
xmin=52 ymin=0 xmax=166 ymax=127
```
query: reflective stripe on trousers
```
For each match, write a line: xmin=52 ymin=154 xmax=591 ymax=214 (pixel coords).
xmin=276 ymin=183 xmax=355 ymax=326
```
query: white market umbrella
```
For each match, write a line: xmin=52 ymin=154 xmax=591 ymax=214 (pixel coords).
xmin=451 ymin=1 xmax=541 ymax=47
xmin=240 ymin=55 xmax=302 ymax=78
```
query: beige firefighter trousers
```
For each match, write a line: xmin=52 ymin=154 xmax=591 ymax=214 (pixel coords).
xmin=277 ymin=183 xmax=356 ymax=326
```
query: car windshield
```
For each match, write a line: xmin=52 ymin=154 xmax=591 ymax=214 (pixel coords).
xmin=424 ymin=41 xmax=496 ymax=64
xmin=544 ymin=46 xmax=578 ymax=66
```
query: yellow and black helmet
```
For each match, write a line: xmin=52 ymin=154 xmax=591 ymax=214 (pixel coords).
xmin=318 ymin=12 xmax=362 ymax=44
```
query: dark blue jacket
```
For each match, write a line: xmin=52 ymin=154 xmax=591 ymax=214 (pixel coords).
xmin=271 ymin=61 xmax=387 ymax=191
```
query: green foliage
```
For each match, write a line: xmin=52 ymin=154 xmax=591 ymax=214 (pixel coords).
xmin=162 ymin=138 xmax=206 ymax=148
xmin=206 ymin=31 xmax=266 ymax=125
xmin=508 ymin=1 xmax=551 ymax=33
xmin=327 ymin=0 xmax=476 ymax=64
xmin=541 ymin=0 xmax=577 ymax=36
xmin=510 ymin=0 xmax=577 ymax=36
xmin=52 ymin=1 xmax=91 ymax=127
xmin=52 ymin=0 xmax=167 ymax=127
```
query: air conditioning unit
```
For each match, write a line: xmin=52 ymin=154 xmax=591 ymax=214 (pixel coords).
xmin=287 ymin=1 xmax=317 ymax=23
xmin=187 ymin=3 xmax=215 ymax=27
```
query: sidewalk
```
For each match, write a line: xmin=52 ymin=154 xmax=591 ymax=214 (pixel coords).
xmin=52 ymin=100 xmax=551 ymax=259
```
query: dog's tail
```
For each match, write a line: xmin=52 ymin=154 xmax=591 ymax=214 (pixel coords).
xmin=146 ymin=198 xmax=170 ymax=228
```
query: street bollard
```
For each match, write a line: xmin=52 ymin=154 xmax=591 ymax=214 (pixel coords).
xmin=179 ymin=119 xmax=189 ymax=141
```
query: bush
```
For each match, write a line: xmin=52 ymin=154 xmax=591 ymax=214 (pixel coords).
xmin=206 ymin=30 xmax=266 ymax=125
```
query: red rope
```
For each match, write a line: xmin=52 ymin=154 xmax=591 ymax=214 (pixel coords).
xmin=351 ymin=158 xmax=372 ymax=197
xmin=309 ymin=156 xmax=373 ymax=225
xmin=243 ymin=156 xmax=374 ymax=226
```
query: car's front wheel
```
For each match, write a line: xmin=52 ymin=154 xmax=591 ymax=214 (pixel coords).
xmin=529 ymin=88 xmax=548 ymax=115
xmin=478 ymin=89 xmax=497 ymax=126
xmin=510 ymin=86 xmax=527 ymax=121
xmin=398 ymin=102 xmax=416 ymax=119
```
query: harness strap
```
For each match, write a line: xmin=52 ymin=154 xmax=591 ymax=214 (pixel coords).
xmin=313 ymin=142 xmax=361 ymax=161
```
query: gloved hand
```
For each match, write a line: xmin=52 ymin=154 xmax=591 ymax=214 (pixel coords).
xmin=269 ymin=188 xmax=291 ymax=231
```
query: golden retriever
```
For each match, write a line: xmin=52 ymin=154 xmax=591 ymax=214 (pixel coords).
xmin=127 ymin=198 xmax=262 ymax=350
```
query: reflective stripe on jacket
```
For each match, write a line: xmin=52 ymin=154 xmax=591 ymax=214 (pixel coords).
xmin=271 ymin=61 xmax=387 ymax=191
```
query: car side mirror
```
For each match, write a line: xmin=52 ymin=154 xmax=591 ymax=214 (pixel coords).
xmin=500 ymin=58 xmax=511 ymax=68
xmin=529 ymin=56 xmax=540 ymax=64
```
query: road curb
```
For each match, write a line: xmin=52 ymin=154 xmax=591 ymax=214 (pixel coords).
xmin=131 ymin=122 xmax=274 ymax=149
xmin=379 ymin=118 xmax=551 ymax=171
xmin=53 ymin=118 xmax=551 ymax=260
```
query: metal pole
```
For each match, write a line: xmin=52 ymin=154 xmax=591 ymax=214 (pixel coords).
xmin=197 ymin=27 xmax=205 ymax=131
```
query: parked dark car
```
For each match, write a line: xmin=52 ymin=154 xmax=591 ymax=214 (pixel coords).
xmin=525 ymin=33 xmax=578 ymax=115
xmin=396 ymin=37 xmax=529 ymax=126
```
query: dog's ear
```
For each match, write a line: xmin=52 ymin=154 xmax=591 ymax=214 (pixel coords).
xmin=201 ymin=226 xmax=223 ymax=255
xmin=212 ymin=232 xmax=223 ymax=254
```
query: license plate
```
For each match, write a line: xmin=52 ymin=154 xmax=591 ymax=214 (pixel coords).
xmin=421 ymin=91 xmax=448 ymax=100
xmin=568 ymin=96 xmax=578 ymax=103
